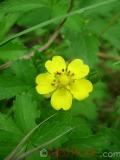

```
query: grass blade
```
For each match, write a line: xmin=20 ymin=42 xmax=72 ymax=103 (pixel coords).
xmin=16 ymin=127 xmax=74 ymax=160
xmin=0 ymin=0 xmax=117 ymax=46
xmin=5 ymin=113 xmax=57 ymax=160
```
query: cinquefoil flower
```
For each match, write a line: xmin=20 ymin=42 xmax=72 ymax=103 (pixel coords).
xmin=36 ymin=56 xmax=93 ymax=110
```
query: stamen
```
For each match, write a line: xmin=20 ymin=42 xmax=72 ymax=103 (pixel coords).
xmin=62 ymin=69 xmax=65 ymax=72
xmin=68 ymin=71 xmax=70 ymax=73
xmin=73 ymin=79 xmax=75 ymax=82
xmin=67 ymin=71 xmax=70 ymax=75
xmin=56 ymin=72 xmax=61 ymax=75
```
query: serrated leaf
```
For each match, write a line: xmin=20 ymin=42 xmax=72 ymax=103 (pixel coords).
xmin=26 ymin=143 xmax=50 ymax=160
xmin=13 ymin=93 xmax=40 ymax=133
xmin=63 ymin=21 xmax=99 ymax=66
xmin=0 ymin=60 xmax=37 ymax=100
xmin=0 ymin=73 xmax=30 ymax=100
xmin=0 ymin=113 xmax=23 ymax=158
xmin=69 ymin=117 xmax=92 ymax=138
xmin=91 ymin=82 xmax=110 ymax=100
xmin=31 ymin=112 xmax=72 ymax=148
xmin=0 ymin=0 xmax=46 ymax=13
xmin=18 ymin=8 xmax=51 ymax=27
xmin=65 ymin=128 xmax=111 ymax=152
xmin=0 ymin=0 xmax=117 ymax=46
xmin=11 ymin=60 xmax=37 ymax=84
xmin=72 ymin=99 xmax=97 ymax=121
xmin=0 ymin=13 xmax=19 ymax=42
xmin=0 ymin=40 xmax=27 ymax=61
xmin=5 ymin=114 xmax=56 ymax=160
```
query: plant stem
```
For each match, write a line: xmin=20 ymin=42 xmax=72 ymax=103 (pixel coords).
xmin=15 ymin=128 xmax=74 ymax=160
xmin=0 ymin=0 xmax=118 ymax=70
xmin=38 ymin=0 xmax=74 ymax=52
xmin=4 ymin=114 xmax=56 ymax=160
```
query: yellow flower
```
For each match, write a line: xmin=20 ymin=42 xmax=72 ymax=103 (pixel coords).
xmin=36 ymin=56 xmax=93 ymax=110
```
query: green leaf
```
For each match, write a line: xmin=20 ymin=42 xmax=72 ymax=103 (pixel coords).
xmin=13 ymin=93 xmax=40 ymax=133
xmin=0 ymin=113 xmax=22 ymax=158
xmin=115 ymin=96 xmax=120 ymax=115
xmin=0 ymin=40 xmax=27 ymax=61
xmin=0 ymin=73 xmax=30 ymax=100
xmin=16 ymin=128 xmax=73 ymax=160
xmin=26 ymin=143 xmax=50 ymax=160
xmin=18 ymin=8 xmax=51 ymax=27
xmin=90 ymin=82 xmax=110 ymax=100
xmin=0 ymin=0 xmax=117 ymax=46
xmin=63 ymin=16 xmax=99 ymax=66
xmin=11 ymin=60 xmax=37 ymax=84
xmin=72 ymin=98 xmax=97 ymax=121
xmin=31 ymin=112 xmax=72 ymax=148
xmin=88 ymin=69 xmax=102 ymax=83
xmin=0 ymin=0 xmax=46 ymax=13
xmin=0 ymin=13 xmax=19 ymax=42
xmin=69 ymin=117 xmax=92 ymax=138
xmin=109 ymin=129 xmax=120 ymax=158
xmin=103 ymin=20 xmax=120 ymax=49
xmin=0 ymin=60 xmax=37 ymax=100
xmin=65 ymin=128 xmax=111 ymax=152
xmin=5 ymin=114 xmax=56 ymax=160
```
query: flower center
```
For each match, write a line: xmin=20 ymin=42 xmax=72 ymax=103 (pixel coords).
xmin=51 ymin=70 xmax=75 ymax=88
xmin=59 ymin=74 xmax=70 ymax=86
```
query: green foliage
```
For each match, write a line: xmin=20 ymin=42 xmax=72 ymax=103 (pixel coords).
xmin=0 ymin=73 xmax=30 ymax=100
xmin=31 ymin=112 xmax=72 ymax=148
xmin=0 ymin=40 xmax=27 ymax=61
xmin=115 ymin=96 xmax=120 ymax=115
xmin=0 ymin=0 xmax=120 ymax=160
xmin=0 ymin=60 xmax=37 ymax=100
xmin=65 ymin=128 xmax=111 ymax=152
xmin=0 ymin=0 xmax=45 ymax=13
xmin=0 ymin=13 xmax=19 ymax=42
xmin=72 ymin=99 xmax=97 ymax=121
xmin=18 ymin=8 xmax=51 ymax=27
xmin=0 ymin=94 xmax=72 ymax=159
xmin=0 ymin=0 xmax=117 ymax=46
xmin=0 ymin=113 xmax=23 ymax=158
xmin=62 ymin=16 xmax=99 ymax=66
xmin=13 ymin=93 xmax=40 ymax=133
xmin=103 ymin=20 xmax=120 ymax=49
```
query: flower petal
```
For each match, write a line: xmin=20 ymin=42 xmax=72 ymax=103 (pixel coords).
xmin=36 ymin=73 xmax=56 ymax=94
xmin=69 ymin=79 xmax=93 ymax=100
xmin=51 ymin=88 xmax=72 ymax=110
xmin=67 ymin=59 xmax=89 ymax=79
xmin=45 ymin=56 xmax=66 ymax=74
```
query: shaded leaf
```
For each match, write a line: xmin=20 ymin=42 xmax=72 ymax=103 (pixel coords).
xmin=0 ymin=113 xmax=22 ymax=158
xmin=13 ymin=93 xmax=40 ymax=133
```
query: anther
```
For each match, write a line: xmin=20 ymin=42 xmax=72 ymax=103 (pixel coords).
xmin=68 ymin=71 xmax=70 ymax=74
xmin=67 ymin=70 xmax=70 ymax=75
xmin=56 ymin=72 xmax=61 ymax=75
